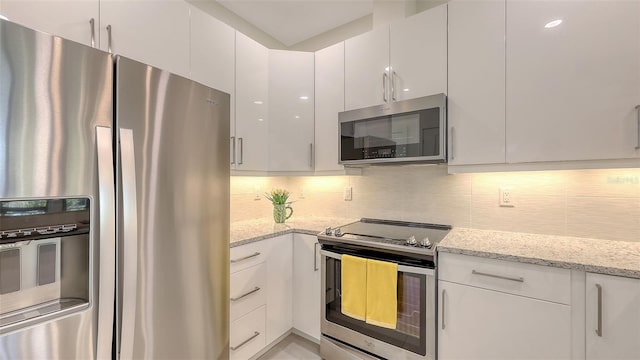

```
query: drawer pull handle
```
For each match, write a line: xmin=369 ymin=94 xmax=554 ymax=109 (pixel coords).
xmin=230 ymin=331 xmax=260 ymax=351
xmin=230 ymin=252 xmax=260 ymax=263
xmin=230 ymin=287 xmax=261 ymax=301
xmin=472 ymin=270 xmax=524 ymax=283
xmin=595 ymin=283 xmax=603 ymax=337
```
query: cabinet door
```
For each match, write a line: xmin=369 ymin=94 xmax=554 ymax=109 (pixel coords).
xmin=586 ymin=273 xmax=640 ymax=360
xmin=0 ymin=0 xmax=98 ymax=47
xmin=100 ymin=0 xmax=190 ymax=78
xmin=439 ymin=280 xmax=571 ymax=360
xmin=314 ymin=42 xmax=345 ymax=172
xmin=390 ymin=4 xmax=447 ymax=101
xmin=344 ymin=26 xmax=389 ymax=111
xmin=448 ymin=0 xmax=506 ymax=165
xmin=268 ymin=50 xmax=315 ymax=171
xmin=263 ymin=234 xmax=293 ymax=344
xmin=506 ymin=0 xmax=640 ymax=163
xmin=292 ymin=234 xmax=321 ymax=341
xmin=235 ymin=32 xmax=269 ymax=171
xmin=189 ymin=6 xmax=236 ymax=167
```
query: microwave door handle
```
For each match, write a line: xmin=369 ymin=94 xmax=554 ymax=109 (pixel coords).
xmin=96 ymin=126 xmax=116 ymax=360
xmin=391 ymin=71 xmax=397 ymax=101
xmin=382 ymin=72 xmax=388 ymax=103
xmin=118 ymin=128 xmax=139 ymax=360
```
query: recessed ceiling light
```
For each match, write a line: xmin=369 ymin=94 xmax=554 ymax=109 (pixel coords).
xmin=544 ymin=19 xmax=563 ymax=28
xmin=299 ymin=96 xmax=309 ymax=100
xmin=253 ymin=100 xmax=263 ymax=105
xmin=295 ymin=115 xmax=300 ymax=119
xmin=403 ymin=88 xmax=410 ymax=92
xmin=258 ymin=118 xmax=264 ymax=122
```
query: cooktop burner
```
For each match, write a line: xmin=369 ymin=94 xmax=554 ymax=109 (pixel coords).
xmin=318 ymin=218 xmax=451 ymax=256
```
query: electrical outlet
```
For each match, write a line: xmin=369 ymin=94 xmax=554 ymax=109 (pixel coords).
xmin=254 ymin=185 xmax=261 ymax=200
xmin=299 ymin=187 xmax=305 ymax=199
xmin=499 ymin=188 xmax=514 ymax=207
xmin=344 ymin=186 xmax=353 ymax=201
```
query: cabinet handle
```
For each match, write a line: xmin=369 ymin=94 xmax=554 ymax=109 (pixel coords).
xmin=450 ymin=126 xmax=456 ymax=160
xmin=441 ymin=289 xmax=446 ymax=330
xmin=314 ymin=242 xmax=320 ymax=271
xmin=635 ymin=105 xmax=640 ymax=150
xmin=382 ymin=73 xmax=388 ymax=103
xmin=238 ymin=137 xmax=244 ymax=165
xmin=89 ymin=18 xmax=95 ymax=48
xmin=391 ymin=71 xmax=397 ymax=101
xmin=230 ymin=287 xmax=261 ymax=301
xmin=230 ymin=136 xmax=236 ymax=165
xmin=106 ymin=24 xmax=112 ymax=53
xmin=309 ymin=143 xmax=314 ymax=169
xmin=230 ymin=252 xmax=260 ymax=263
xmin=230 ymin=331 xmax=260 ymax=351
xmin=472 ymin=270 xmax=524 ymax=283
xmin=595 ymin=283 xmax=602 ymax=337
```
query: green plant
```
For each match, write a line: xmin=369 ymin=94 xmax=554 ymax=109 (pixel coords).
xmin=264 ymin=188 xmax=291 ymax=205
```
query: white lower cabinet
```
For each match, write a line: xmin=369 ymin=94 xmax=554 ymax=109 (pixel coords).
xmin=263 ymin=234 xmax=293 ymax=344
xmin=438 ymin=253 xmax=572 ymax=360
xmin=230 ymin=305 xmax=267 ymax=360
xmin=292 ymin=234 xmax=321 ymax=341
xmin=585 ymin=273 xmax=640 ymax=360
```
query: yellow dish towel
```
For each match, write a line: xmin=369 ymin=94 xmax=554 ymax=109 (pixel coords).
xmin=365 ymin=259 xmax=398 ymax=329
xmin=341 ymin=255 xmax=367 ymax=321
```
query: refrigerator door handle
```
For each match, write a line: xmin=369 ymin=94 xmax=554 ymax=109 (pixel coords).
xmin=119 ymin=128 xmax=139 ymax=360
xmin=96 ymin=126 xmax=116 ymax=360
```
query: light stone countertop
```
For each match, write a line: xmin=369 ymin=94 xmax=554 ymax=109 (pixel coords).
xmin=230 ymin=216 xmax=358 ymax=247
xmin=438 ymin=228 xmax=640 ymax=279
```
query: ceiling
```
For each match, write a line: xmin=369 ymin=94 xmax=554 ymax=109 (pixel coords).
xmin=216 ymin=0 xmax=374 ymax=46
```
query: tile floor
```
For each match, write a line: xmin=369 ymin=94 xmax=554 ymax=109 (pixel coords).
xmin=257 ymin=333 xmax=321 ymax=360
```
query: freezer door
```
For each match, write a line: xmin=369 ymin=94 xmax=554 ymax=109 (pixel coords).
xmin=115 ymin=56 xmax=230 ymax=359
xmin=0 ymin=19 xmax=114 ymax=360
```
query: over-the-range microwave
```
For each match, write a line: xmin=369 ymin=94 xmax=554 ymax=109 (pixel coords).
xmin=339 ymin=93 xmax=447 ymax=165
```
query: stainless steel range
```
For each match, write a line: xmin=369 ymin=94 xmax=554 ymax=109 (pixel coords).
xmin=318 ymin=218 xmax=451 ymax=360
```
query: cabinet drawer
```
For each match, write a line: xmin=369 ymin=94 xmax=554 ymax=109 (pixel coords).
xmin=230 ymin=262 xmax=267 ymax=321
xmin=230 ymin=305 xmax=266 ymax=360
xmin=230 ymin=241 xmax=267 ymax=274
xmin=438 ymin=252 xmax=570 ymax=304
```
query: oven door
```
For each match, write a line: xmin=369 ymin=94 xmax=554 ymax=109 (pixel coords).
xmin=321 ymin=248 xmax=435 ymax=360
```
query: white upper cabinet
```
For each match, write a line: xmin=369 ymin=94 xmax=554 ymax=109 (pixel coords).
xmin=506 ymin=0 xmax=640 ymax=163
xmin=0 ymin=0 xmax=99 ymax=47
xmin=314 ymin=42 xmax=345 ymax=172
xmin=268 ymin=49 xmax=315 ymax=172
xmin=235 ymin=32 xmax=269 ymax=171
xmin=344 ymin=26 xmax=389 ymax=111
xmin=100 ymin=0 xmax=190 ymax=78
xmin=448 ymin=0 xmax=506 ymax=165
xmin=344 ymin=4 xmax=447 ymax=111
xmin=390 ymin=4 xmax=447 ymax=102
xmin=189 ymin=6 xmax=234 ymax=93
xmin=585 ymin=273 xmax=640 ymax=360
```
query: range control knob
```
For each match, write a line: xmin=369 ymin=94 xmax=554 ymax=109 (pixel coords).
xmin=325 ymin=227 xmax=333 ymax=236
xmin=406 ymin=235 xmax=417 ymax=246
xmin=334 ymin=228 xmax=343 ymax=237
xmin=420 ymin=237 xmax=432 ymax=248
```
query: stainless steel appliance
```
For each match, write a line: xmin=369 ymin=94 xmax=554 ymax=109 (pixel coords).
xmin=339 ymin=94 xmax=447 ymax=165
xmin=0 ymin=19 xmax=230 ymax=359
xmin=318 ymin=218 xmax=451 ymax=360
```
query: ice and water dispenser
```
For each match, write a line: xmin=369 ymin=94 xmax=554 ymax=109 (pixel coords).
xmin=0 ymin=198 xmax=91 ymax=331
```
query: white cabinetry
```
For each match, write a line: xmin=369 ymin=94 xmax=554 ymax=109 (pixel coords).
xmin=99 ymin=0 xmax=190 ymax=78
xmin=314 ymin=42 xmax=345 ymax=172
xmin=0 ymin=0 xmax=99 ymax=47
xmin=448 ymin=0 xmax=506 ymax=165
xmin=263 ymin=234 xmax=293 ymax=344
xmin=438 ymin=253 xmax=572 ymax=360
xmin=292 ymin=234 xmax=321 ymax=341
xmin=344 ymin=4 xmax=447 ymax=111
xmin=585 ymin=273 xmax=640 ymax=360
xmin=506 ymin=0 xmax=640 ymax=163
xmin=235 ymin=32 xmax=269 ymax=171
xmin=268 ymin=50 xmax=315 ymax=172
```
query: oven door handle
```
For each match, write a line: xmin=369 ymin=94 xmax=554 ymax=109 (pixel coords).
xmin=320 ymin=249 xmax=434 ymax=276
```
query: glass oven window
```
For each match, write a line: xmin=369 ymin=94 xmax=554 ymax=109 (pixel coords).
xmin=325 ymin=257 xmax=427 ymax=355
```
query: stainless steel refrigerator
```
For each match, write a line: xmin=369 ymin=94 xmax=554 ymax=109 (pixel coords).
xmin=0 ymin=19 xmax=230 ymax=359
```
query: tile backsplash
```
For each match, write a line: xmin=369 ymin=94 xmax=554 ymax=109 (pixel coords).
xmin=231 ymin=166 xmax=640 ymax=242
